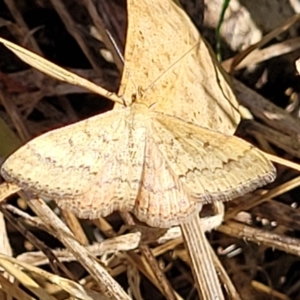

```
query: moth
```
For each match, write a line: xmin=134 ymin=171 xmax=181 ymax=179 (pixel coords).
xmin=0 ymin=0 xmax=276 ymax=228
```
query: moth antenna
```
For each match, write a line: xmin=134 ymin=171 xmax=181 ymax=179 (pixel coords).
xmin=107 ymin=32 xmax=139 ymax=105
xmin=143 ymin=41 xmax=200 ymax=98
xmin=108 ymin=30 xmax=199 ymax=106
xmin=106 ymin=30 xmax=125 ymax=65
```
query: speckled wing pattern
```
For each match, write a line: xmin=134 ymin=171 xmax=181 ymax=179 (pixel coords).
xmin=117 ymin=0 xmax=241 ymax=135
xmin=2 ymin=108 xmax=143 ymax=220
xmin=150 ymin=111 xmax=275 ymax=201
xmin=1 ymin=105 xmax=276 ymax=228
xmin=0 ymin=0 xmax=277 ymax=228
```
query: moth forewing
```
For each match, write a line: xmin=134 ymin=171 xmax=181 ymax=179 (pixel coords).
xmin=151 ymin=112 xmax=276 ymax=202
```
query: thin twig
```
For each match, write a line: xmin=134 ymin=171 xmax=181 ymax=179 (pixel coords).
xmin=181 ymin=215 xmax=225 ymax=300
xmin=26 ymin=196 xmax=131 ymax=300
xmin=120 ymin=212 xmax=177 ymax=300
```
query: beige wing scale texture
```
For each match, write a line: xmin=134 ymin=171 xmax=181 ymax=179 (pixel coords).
xmin=0 ymin=0 xmax=276 ymax=227
xmin=134 ymin=132 xmax=202 ymax=228
xmin=1 ymin=105 xmax=276 ymax=228
xmin=150 ymin=111 xmax=276 ymax=202
xmin=118 ymin=0 xmax=241 ymax=135
xmin=1 ymin=108 xmax=144 ymax=218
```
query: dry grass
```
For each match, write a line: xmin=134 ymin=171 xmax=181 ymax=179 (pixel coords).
xmin=1 ymin=0 xmax=300 ymax=299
